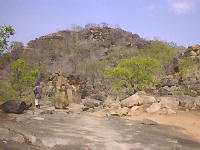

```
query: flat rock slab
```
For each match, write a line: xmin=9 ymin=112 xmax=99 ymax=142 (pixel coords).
xmin=0 ymin=112 xmax=200 ymax=150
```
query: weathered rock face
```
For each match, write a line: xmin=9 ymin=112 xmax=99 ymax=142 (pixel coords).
xmin=0 ymin=100 xmax=32 ymax=114
xmin=81 ymin=27 xmax=149 ymax=49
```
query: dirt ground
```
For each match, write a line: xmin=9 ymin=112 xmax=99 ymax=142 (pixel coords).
xmin=92 ymin=110 xmax=200 ymax=142
xmin=127 ymin=110 xmax=200 ymax=142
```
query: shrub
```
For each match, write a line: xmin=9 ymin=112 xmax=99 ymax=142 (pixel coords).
xmin=78 ymin=59 xmax=105 ymax=85
xmin=178 ymin=57 xmax=198 ymax=79
xmin=136 ymin=40 xmax=177 ymax=73
xmin=106 ymin=57 xmax=161 ymax=94
xmin=0 ymin=80 xmax=18 ymax=104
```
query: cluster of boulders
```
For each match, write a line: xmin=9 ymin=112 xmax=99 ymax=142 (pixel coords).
xmin=43 ymin=72 xmax=87 ymax=109
xmin=154 ymin=75 xmax=200 ymax=97
xmin=82 ymin=27 xmax=149 ymax=48
xmin=185 ymin=45 xmax=200 ymax=58
xmin=81 ymin=91 xmax=200 ymax=117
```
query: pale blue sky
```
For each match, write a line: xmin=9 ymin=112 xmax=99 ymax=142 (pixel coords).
xmin=1 ymin=0 xmax=200 ymax=47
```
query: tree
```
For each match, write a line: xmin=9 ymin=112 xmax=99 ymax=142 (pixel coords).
xmin=0 ymin=25 xmax=15 ymax=55
xmin=10 ymin=59 xmax=40 ymax=97
xmin=9 ymin=41 xmax=24 ymax=51
xmin=136 ymin=40 xmax=177 ymax=73
xmin=78 ymin=59 xmax=105 ymax=85
xmin=106 ymin=57 xmax=161 ymax=94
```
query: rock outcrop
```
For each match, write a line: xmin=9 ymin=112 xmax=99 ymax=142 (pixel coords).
xmin=45 ymin=72 xmax=87 ymax=104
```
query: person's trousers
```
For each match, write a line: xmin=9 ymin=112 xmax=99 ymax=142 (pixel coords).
xmin=35 ymin=99 xmax=39 ymax=106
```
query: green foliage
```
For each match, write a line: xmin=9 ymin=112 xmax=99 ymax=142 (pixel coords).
xmin=0 ymin=80 xmax=19 ymax=104
xmin=10 ymin=59 xmax=40 ymax=96
xmin=0 ymin=25 xmax=15 ymax=54
xmin=106 ymin=57 xmax=161 ymax=94
xmin=178 ymin=57 xmax=198 ymax=78
xmin=136 ymin=40 xmax=177 ymax=73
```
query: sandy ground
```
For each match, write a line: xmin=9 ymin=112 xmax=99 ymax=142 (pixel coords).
xmin=91 ymin=110 xmax=200 ymax=142
xmin=128 ymin=110 xmax=200 ymax=142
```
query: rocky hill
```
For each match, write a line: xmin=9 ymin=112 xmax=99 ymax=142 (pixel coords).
xmin=0 ymin=26 xmax=199 ymax=102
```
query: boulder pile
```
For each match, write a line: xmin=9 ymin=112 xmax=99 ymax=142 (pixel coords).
xmin=44 ymin=72 xmax=87 ymax=107
xmin=82 ymin=92 xmax=200 ymax=117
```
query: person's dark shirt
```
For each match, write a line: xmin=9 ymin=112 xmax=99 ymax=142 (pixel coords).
xmin=34 ymin=85 xmax=42 ymax=99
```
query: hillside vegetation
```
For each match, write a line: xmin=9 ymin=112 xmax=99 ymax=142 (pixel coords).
xmin=1 ymin=24 xmax=200 ymax=103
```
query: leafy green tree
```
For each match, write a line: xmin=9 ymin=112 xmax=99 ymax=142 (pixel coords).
xmin=106 ymin=57 xmax=161 ymax=94
xmin=0 ymin=25 xmax=15 ymax=54
xmin=0 ymin=80 xmax=19 ymax=104
xmin=10 ymin=59 xmax=40 ymax=97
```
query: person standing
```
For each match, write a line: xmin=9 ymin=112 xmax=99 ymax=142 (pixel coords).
xmin=33 ymin=81 xmax=42 ymax=109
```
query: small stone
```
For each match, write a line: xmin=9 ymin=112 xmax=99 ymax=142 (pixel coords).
xmin=141 ymin=119 xmax=158 ymax=125
xmin=33 ymin=117 xmax=44 ymax=120
xmin=167 ymin=109 xmax=176 ymax=114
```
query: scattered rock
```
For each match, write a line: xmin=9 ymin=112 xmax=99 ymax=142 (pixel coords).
xmin=82 ymin=106 xmax=90 ymax=111
xmin=146 ymin=103 xmax=161 ymax=113
xmin=83 ymin=99 xmax=102 ymax=108
xmin=90 ymin=94 xmax=105 ymax=101
xmin=140 ymin=119 xmax=158 ymax=125
xmin=167 ymin=109 xmax=176 ymax=114
xmin=40 ymin=109 xmax=54 ymax=115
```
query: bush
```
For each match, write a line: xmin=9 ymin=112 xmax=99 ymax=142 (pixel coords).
xmin=178 ymin=57 xmax=198 ymax=79
xmin=106 ymin=57 xmax=161 ymax=94
xmin=0 ymin=80 xmax=18 ymax=104
xmin=78 ymin=59 xmax=105 ymax=85
xmin=10 ymin=59 xmax=40 ymax=97
xmin=136 ymin=40 xmax=177 ymax=73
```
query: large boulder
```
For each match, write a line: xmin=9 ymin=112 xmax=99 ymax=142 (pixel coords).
xmin=121 ymin=93 xmax=143 ymax=108
xmin=54 ymin=97 xmax=69 ymax=109
xmin=0 ymin=100 xmax=32 ymax=114
xmin=159 ymin=96 xmax=179 ymax=109
xmin=121 ymin=93 xmax=156 ymax=108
